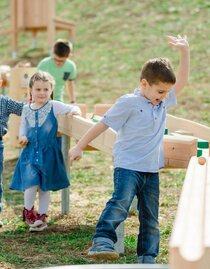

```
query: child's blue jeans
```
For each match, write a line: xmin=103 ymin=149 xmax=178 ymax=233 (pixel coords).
xmin=93 ymin=167 xmax=160 ymax=260
xmin=0 ymin=141 xmax=4 ymax=212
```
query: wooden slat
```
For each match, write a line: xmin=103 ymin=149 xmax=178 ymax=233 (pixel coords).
xmin=58 ymin=115 xmax=199 ymax=168
xmin=166 ymin=114 xmax=210 ymax=141
xmin=169 ymin=157 xmax=210 ymax=269
xmin=41 ymin=264 xmax=169 ymax=269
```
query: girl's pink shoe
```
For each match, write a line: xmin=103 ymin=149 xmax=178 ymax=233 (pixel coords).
xmin=22 ymin=206 xmax=37 ymax=226
xmin=29 ymin=214 xmax=48 ymax=232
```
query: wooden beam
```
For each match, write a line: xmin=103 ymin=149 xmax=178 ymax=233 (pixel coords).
xmin=41 ymin=264 xmax=169 ymax=269
xmin=58 ymin=115 xmax=199 ymax=168
xmin=166 ymin=114 xmax=210 ymax=141
xmin=169 ymin=156 xmax=210 ymax=269
xmin=94 ymin=104 xmax=113 ymax=116
xmin=164 ymin=135 xmax=197 ymax=168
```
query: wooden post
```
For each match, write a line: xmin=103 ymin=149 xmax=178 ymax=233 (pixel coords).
xmin=11 ymin=0 xmax=18 ymax=59
xmin=46 ymin=0 xmax=55 ymax=51
xmin=61 ymin=134 xmax=70 ymax=214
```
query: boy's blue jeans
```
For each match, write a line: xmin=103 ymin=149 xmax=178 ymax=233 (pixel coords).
xmin=94 ymin=167 xmax=160 ymax=259
xmin=0 ymin=141 xmax=4 ymax=213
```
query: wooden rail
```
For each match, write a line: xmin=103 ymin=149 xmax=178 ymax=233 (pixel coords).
xmin=41 ymin=263 xmax=169 ymax=269
xmin=169 ymin=156 xmax=210 ymax=269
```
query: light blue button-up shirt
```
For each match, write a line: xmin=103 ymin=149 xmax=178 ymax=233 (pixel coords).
xmin=101 ymin=88 xmax=176 ymax=172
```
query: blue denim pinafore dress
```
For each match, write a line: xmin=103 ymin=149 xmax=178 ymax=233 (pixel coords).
xmin=10 ymin=102 xmax=69 ymax=191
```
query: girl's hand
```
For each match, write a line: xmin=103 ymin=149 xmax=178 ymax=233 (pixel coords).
xmin=167 ymin=35 xmax=189 ymax=51
xmin=19 ymin=136 xmax=28 ymax=147
xmin=69 ymin=145 xmax=83 ymax=165
xmin=67 ymin=111 xmax=81 ymax=117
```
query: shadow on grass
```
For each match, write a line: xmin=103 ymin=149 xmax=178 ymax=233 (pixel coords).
xmin=0 ymin=223 xmax=97 ymax=269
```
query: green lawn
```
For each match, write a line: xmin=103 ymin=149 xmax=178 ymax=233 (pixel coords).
xmin=0 ymin=0 xmax=209 ymax=268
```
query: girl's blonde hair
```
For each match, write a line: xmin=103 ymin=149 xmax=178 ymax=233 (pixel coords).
xmin=29 ymin=71 xmax=55 ymax=90
xmin=29 ymin=71 xmax=55 ymax=101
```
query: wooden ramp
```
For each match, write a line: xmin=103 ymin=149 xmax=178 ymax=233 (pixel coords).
xmin=58 ymin=114 xmax=209 ymax=168
xmin=41 ymin=264 xmax=169 ymax=269
xmin=169 ymin=156 xmax=210 ymax=269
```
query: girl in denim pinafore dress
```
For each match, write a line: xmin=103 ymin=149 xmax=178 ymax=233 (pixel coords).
xmin=10 ymin=71 xmax=80 ymax=231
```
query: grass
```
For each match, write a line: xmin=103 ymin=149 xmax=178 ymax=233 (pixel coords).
xmin=0 ymin=0 xmax=209 ymax=268
xmin=0 ymin=153 xmax=185 ymax=268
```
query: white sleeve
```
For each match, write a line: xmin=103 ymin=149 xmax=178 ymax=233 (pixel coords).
xmin=52 ymin=100 xmax=81 ymax=117
xmin=19 ymin=107 xmax=27 ymax=138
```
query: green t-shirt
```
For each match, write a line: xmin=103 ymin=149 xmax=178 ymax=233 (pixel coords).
xmin=37 ymin=57 xmax=77 ymax=101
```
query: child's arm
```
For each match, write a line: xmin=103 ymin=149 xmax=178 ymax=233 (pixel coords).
xmin=6 ymin=97 xmax=24 ymax=116
xmin=168 ymin=35 xmax=190 ymax=95
xmin=52 ymin=100 xmax=81 ymax=116
xmin=67 ymin=80 xmax=76 ymax=103
xmin=19 ymin=109 xmax=28 ymax=147
xmin=69 ymin=122 xmax=109 ymax=165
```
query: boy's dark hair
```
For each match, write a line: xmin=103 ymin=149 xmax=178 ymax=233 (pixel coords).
xmin=140 ymin=58 xmax=176 ymax=85
xmin=53 ymin=39 xmax=72 ymax=57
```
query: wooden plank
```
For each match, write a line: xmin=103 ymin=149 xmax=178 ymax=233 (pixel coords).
xmin=169 ymin=156 xmax=210 ymax=269
xmin=58 ymin=115 xmax=114 ymax=155
xmin=8 ymin=67 xmax=36 ymax=146
xmin=41 ymin=264 xmax=169 ymax=269
xmin=164 ymin=135 xmax=197 ymax=168
xmin=58 ymin=115 xmax=199 ymax=168
xmin=166 ymin=114 xmax=210 ymax=141
xmin=77 ymin=104 xmax=87 ymax=118
xmin=94 ymin=104 xmax=113 ymax=116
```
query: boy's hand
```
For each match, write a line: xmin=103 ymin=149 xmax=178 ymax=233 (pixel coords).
xmin=19 ymin=136 xmax=28 ymax=147
xmin=167 ymin=35 xmax=189 ymax=51
xmin=69 ymin=145 xmax=83 ymax=165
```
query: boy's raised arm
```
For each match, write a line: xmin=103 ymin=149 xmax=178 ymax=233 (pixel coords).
xmin=69 ymin=121 xmax=109 ymax=165
xmin=168 ymin=35 xmax=190 ymax=95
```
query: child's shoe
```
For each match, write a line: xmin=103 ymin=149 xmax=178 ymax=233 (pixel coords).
xmin=29 ymin=214 xmax=48 ymax=232
xmin=0 ymin=220 xmax=3 ymax=227
xmin=88 ymin=238 xmax=119 ymax=260
xmin=23 ymin=206 xmax=37 ymax=226
xmin=138 ymin=255 xmax=156 ymax=264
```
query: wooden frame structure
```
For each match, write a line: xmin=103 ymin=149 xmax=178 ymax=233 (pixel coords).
xmin=10 ymin=0 xmax=75 ymax=58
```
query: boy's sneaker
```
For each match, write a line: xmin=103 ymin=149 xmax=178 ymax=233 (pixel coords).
xmin=29 ymin=214 xmax=48 ymax=232
xmin=138 ymin=255 xmax=156 ymax=264
xmin=23 ymin=206 xmax=37 ymax=226
xmin=88 ymin=241 xmax=119 ymax=260
xmin=0 ymin=220 xmax=3 ymax=227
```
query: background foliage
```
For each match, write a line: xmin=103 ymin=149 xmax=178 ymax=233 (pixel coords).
xmin=0 ymin=0 xmax=209 ymax=268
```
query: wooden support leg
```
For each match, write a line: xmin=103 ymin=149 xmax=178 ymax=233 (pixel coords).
xmin=61 ymin=134 xmax=70 ymax=214
xmin=31 ymin=30 xmax=37 ymax=48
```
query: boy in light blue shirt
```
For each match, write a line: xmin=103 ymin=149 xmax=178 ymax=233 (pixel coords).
xmin=69 ymin=35 xmax=190 ymax=263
